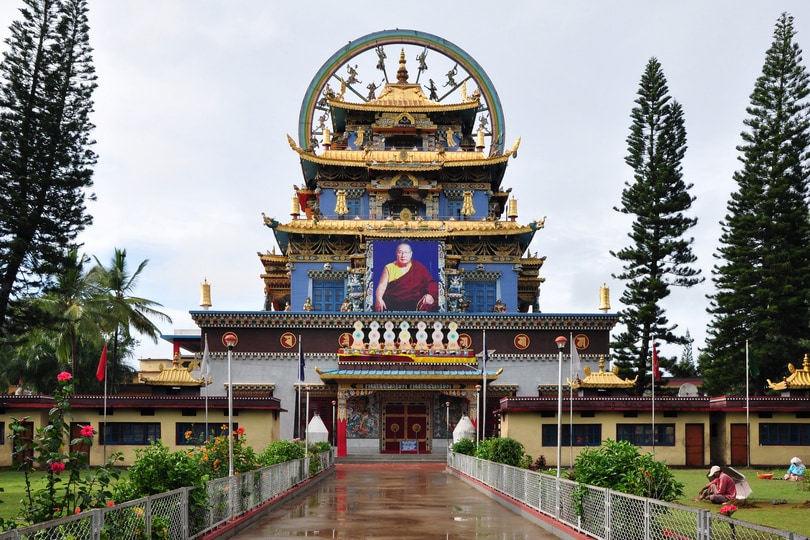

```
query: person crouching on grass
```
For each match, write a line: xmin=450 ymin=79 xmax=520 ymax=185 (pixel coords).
xmin=697 ymin=466 xmax=737 ymax=504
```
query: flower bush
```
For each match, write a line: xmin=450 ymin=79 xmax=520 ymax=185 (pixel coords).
xmin=6 ymin=373 xmax=123 ymax=527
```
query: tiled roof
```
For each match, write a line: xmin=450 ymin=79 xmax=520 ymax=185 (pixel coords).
xmin=768 ymin=354 xmax=810 ymax=390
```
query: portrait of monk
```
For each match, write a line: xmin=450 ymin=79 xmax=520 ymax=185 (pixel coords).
xmin=374 ymin=243 xmax=439 ymax=312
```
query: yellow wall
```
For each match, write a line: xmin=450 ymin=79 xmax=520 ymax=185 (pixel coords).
xmin=0 ymin=407 xmax=280 ymax=467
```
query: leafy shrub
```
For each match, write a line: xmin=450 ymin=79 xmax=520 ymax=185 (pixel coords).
xmin=573 ymin=439 xmax=683 ymax=501
xmin=451 ymin=438 xmax=476 ymax=456
xmin=309 ymin=441 xmax=331 ymax=454
xmin=114 ymin=441 xmax=203 ymax=500
xmin=474 ymin=437 xmax=527 ymax=467
xmin=257 ymin=440 xmax=306 ymax=466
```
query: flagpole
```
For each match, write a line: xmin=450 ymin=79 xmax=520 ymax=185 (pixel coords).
xmin=746 ymin=339 xmax=750 ymax=467
xmin=296 ymin=335 xmax=303 ymax=439
xmin=203 ymin=334 xmax=209 ymax=441
xmin=651 ymin=341 xmax=656 ymax=456
xmin=482 ymin=329 xmax=487 ymax=443
xmin=569 ymin=332 xmax=574 ymax=468
xmin=103 ymin=361 xmax=108 ymax=463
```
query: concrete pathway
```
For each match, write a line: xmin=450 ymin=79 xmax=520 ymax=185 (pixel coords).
xmin=238 ymin=463 xmax=557 ymax=539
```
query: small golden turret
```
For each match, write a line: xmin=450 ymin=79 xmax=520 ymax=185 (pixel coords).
xmin=476 ymin=128 xmax=485 ymax=150
xmin=507 ymin=197 xmax=518 ymax=221
xmin=290 ymin=196 xmax=301 ymax=219
xmin=322 ymin=127 xmax=331 ymax=149
xmin=599 ymin=282 xmax=610 ymax=312
xmin=200 ymin=278 xmax=212 ymax=310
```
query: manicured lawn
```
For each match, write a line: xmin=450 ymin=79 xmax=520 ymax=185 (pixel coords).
xmin=0 ymin=468 xmax=129 ymax=525
xmin=672 ymin=467 xmax=810 ymax=537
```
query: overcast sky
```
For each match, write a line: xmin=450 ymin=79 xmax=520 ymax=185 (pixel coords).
xmin=2 ymin=1 xmax=809 ymax=366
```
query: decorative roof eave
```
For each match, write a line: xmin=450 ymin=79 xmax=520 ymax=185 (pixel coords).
xmin=315 ymin=366 xmax=502 ymax=382
xmin=767 ymin=354 xmax=810 ymax=390
xmin=294 ymin=148 xmax=512 ymax=170
xmin=273 ymin=218 xmax=541 ymax=237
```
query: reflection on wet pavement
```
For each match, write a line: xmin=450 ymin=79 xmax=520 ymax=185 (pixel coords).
xmin=239 ymin=463 xmax=557 ymax=539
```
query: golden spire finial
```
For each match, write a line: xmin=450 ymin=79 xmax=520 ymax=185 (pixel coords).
xmin=396 ymin=48 xmax=408 ymax=83
xmin=599 ymin=283 xmax=610 ymax=312
xmin=200 ymin=278 xmax=212 ymax=309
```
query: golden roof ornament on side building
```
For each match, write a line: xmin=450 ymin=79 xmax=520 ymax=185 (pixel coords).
xmin=569 ymin=355 xmax=637 ymax=389
xmin=768 ymin=354 xmax=810 ymax=391
xmin=140 ymin=352 xmax=209 ymax=387
xmin=200 ymin=278 xmax=212 ymax=310
xmin=599 ymin=283 xmax=610 ymax=312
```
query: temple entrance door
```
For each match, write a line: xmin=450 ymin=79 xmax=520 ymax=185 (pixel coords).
xmin=383 ymin=402 xmax=428 ymax=453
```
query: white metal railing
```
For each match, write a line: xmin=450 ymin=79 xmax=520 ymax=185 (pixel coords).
xmin=0 ymin=450 xmax=334 ymax=540
xmin=447 ymin=451 xmax=806 ymax=540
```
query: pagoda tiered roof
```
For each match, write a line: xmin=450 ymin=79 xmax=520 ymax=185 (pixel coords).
xmin=570 ymin=355 xmax=637 ymax=390
xmin=767 ymin=354 xmax=810 ymax=390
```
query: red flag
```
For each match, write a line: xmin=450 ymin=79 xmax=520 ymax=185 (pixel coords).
xmin=96 ymin=342 xmax=108 ymax=381
xmin=652 ymin=343 xmax=661 ymax=381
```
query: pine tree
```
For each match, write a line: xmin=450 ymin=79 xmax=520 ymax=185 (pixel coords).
xmin=611 ymin=58 xmax=703 ymax=394
xmin=0 ymin=0 xmax=97 ymax=337
xmin=701 ymin=13 xmax=810 ymax=396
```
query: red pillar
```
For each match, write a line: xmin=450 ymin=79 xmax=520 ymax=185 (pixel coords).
xmin=337 ymin=418 xmax=347 ymax=457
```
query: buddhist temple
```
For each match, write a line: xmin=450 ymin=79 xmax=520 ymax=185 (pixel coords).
xmin=190 ymin=30 xmax=617 ymax=457
xmin=767 ymin=354 xmax=810 ymax=395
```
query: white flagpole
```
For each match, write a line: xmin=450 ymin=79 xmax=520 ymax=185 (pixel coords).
xmin=569 ymin=332 xmax=574 ymax=468
xmin=296 ymin=336 xmax=302 ymax=439
xmin=482 ymin=329 xmax=487 ymax=442
xmin=746 ymin=339 xmax=750 ymax=467
xmin=203 ymin=334 xmax=210 ymax=440
xmin=102 ymin=357 xmax=108 ymax=463
xmin=651 ymin=341 xmax=656 ymax=456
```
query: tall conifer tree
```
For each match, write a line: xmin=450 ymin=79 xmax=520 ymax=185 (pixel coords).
xmin=701 ymin=13 xmax=810 ymax=396
xmin=0 ymin=0 xmax=97 ymax=336
xmin=611 ymin=58 xmax=702 ymax=394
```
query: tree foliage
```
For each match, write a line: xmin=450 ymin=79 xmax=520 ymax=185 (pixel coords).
xmin=701 ymin=13 xmax=810 ymax=396
xmin=611 ymin=58 xmax=703 ymax=394
xmin=0 ymin=0 xmax=97 ymax=338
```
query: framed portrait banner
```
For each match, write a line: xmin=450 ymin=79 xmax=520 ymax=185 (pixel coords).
xmin=364 ymin=240 xmax=446 ymax=312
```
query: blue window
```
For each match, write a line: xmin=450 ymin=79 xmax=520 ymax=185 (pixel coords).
xmin=760 ymin=423 xmax=810 ymax=445
xmin=312 ymin=280 xmax=345 ymax=312
xmin=542 ymin=424 xmax=601 ymax=446
xmin=446 ymin=199 xmax=463 ymax=219
xmin=346 ymin=198 xmax=362 ymax=218
xmin=466 ymin=281 xmax=496 ymax=313
xmin=617 ymin=424 xmax=675 ymax=446
xmin=100 ymin=422 xmax=160 ymax=445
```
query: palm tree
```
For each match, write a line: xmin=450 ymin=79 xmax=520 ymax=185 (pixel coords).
xmin=36 ymin=249 xmax=108 ymax=375
xmin=90 ymin=249 xmax=172 ymax=389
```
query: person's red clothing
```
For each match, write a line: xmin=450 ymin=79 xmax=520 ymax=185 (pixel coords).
xmin=711 ymin=472 xmax=737 ymax=499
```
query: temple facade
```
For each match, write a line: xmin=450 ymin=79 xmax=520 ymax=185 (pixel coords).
xmin=190 ymin=30 xmax=617 ymax=457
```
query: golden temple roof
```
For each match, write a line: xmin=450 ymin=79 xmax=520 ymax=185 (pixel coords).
xmin=286 ymin=136 xmax=518 ymax=170
xmin=140 ymin=353 xmax=208 ymax=387
xmin=271 ymin=216 xmax=544 ymax=238
xmin=569 ymin=356 xmax=637 ymax=389
xmin=767 ymin=354 xmax=810 ymax=390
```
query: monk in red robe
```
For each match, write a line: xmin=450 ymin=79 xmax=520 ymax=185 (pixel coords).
xmin=374 ymin=243 xmax=438 ymax=311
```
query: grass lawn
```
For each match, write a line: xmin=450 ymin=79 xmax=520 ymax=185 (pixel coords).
xmin=672 ymin=467 xmax=809 ymax=537
xmin=0 ymin=468 xmax=128 ymax=525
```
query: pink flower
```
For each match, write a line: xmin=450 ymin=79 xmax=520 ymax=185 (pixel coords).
xmin=719 ymin=504 xmax=738 ymax=517
xmin=236 ymin=427 xmax=245 ymax=435
xmin=50 ymin=461 xmax=66 ymax=474
xmin=74 ymin=507 xmax=82 ymax=514
xmin=106 ymin=501 xmax=115 ymax=507
xmin=56 ymin=372 xmax=72 ymax=382
xmin=80 ymin=425 xmax=95 ymax=437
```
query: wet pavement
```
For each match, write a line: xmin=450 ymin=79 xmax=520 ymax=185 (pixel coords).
xmin=239 ymin=463 xmax=557 ymax=539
